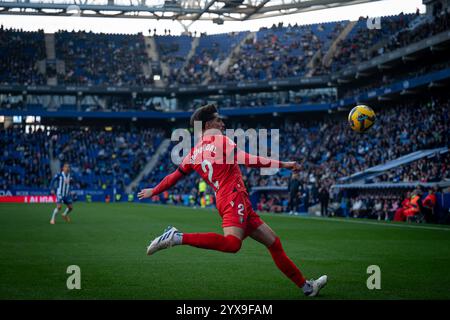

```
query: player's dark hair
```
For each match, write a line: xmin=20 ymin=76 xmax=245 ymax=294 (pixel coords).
xmin=190 ymin=104 xmax=218 ymax=129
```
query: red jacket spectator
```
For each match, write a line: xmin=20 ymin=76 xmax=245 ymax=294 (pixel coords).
xmin=394 ymin=193 xmax=412 ymax=221
xmin=423 ymin=193 xmax=437 ymax=209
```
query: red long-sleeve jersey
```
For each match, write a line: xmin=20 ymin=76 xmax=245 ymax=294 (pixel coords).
xmin=151 ymin=134 xmax=281 ymax=200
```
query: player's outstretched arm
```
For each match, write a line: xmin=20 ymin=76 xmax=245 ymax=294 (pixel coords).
xmin=138 ymin=169 xmax=184 ymax=200
xmin=280 ymin=161 xmax=301 ymax=172
xmin=235 ymin=149 xmax=300 ymax=171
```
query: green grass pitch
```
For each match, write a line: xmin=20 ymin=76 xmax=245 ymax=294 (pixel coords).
xmin=1 ymin=202 xmax=450 ymax=299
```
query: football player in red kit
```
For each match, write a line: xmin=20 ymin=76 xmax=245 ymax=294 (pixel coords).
xmin=138 ymin=104 xmax=327 ymax=297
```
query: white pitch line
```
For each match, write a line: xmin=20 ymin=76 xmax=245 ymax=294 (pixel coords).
xmin=140 ymin=203 xmax=450 ymax=232
xmin=257 ymin=212 xmax=450 ymax=232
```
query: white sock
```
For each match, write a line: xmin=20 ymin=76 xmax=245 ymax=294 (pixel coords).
xmin=51 ymin=208 xmax=59 ymax=220
xmin=173 ymin=232 xmax=183 ymax=245
xmin=63 ymin=208 xmax=70 ymax=216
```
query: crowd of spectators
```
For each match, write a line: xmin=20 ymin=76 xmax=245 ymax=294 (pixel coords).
xmin=246 ymin=98 xmax=448 ymax=195
xmin=51 ymin=10 xmax=447 ymax=87
xmin=330 ymin=13 xmax=416 ymax=73
xmin=158 ymin=38 xmax=187 ymax=68
xmin=340 ymin=185 xmax=447 ymax=224
xmin=0 ymin=26 xmax=46 ymax=85
xmin=331 ymin=9 xmax=450 ymax=73
xmin=165 ymin=32 xmax=247 ymax=85
xmin=48 ymin=11 xmax=450 ymax=87
xmin=0 ymin=126 xmax=51 ymax=190
xmin=146 ymin=97 xmax=449 ymax=214
xmin=138 ymin=140 xmax=198 ymax=197
xmin=340 ymin=60 xmax=450 ymax=99
xmin=256 ymin=193 xmax=289 ymax=213
xmin=370 ymin=152 xmax=449 ymax=184
xmin=1 ymin=16 xmax=449 ymax=218
xmin=53 ymin=127 xmax=165 ymax=191
xmin=1 ymin=11 xmax=449 ymax=87
xmin=0 ymin=126 xmax=165 ymax=192
xmin=0 ymin=97 xmax=448 ymax=220
xmin=211 ymin=22 xmax=344 ymax=83
xmin=55 ymin=31 xmax=153 ymax=86
xmin=380 ymin=9 xmax=450 ymax=55
xmin=338 ymin=191 xmax=402 ymax=221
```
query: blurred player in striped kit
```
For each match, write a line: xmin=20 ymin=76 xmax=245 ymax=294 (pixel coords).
xmin=49 ymin=163 xmax=74 ymax=224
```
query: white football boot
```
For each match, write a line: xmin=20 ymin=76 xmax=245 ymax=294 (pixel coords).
xmin=146 ymin=226 xmax=180 ymax=255
xmin=303 ymin=275 xmax=328 ymax=297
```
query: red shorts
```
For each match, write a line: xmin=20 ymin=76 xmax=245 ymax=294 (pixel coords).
xmin=216 ymin=191 xmax=264 ymax=237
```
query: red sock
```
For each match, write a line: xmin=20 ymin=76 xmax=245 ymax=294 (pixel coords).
xmin=182 ymin=233 xmax=241 ymax=253
xmin=268 ymin=237 xmax=306 ymax=288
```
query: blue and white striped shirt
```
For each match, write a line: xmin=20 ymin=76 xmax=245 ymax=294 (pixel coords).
xmin=51 ymin=172 xmax=71 ymax=197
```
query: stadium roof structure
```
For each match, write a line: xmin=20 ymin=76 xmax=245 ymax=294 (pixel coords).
xmin=0 ymin=0 xmax=381 ymax=24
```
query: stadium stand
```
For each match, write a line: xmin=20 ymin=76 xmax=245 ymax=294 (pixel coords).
xmin=330 ymin=13 xmax=417 ymax=72
xmin=381 ymin=9 xmax=450 ymax=56
xmin=343 ymin=184 xmax=448 ymax=224
xmin=211 ymin=22 xmax=346 ymax=83
xmin=0 ymin=126 xmax=51 ymax=189
xmin=1 ymin=98 xmax=449 ymax=221
xmin=156 ymin=34 xmax=193 ymax=83
xmin=0 ymin=27 xmax=46 ymax=85
xmin=0 ymin=126 xmax=165 ymax=193
xmin=371 ymin=152 xmax=449 ymax=184
xmin=0 ymin=11 xmax=448 ymax=89
xmin=140 ymin=97 xmax=449 ymax=217
xmin=53 ymin=127 xmax=165 ymax=191
xmin=339 ymin=147 xmax=448 ymax=183
xmin=55 ymin=31 xmax=153 ymax=86
xmin=1 ymin=9 xmax=450 ymax=223
xmin=169 ymin=32 xmax=249 ymax=85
